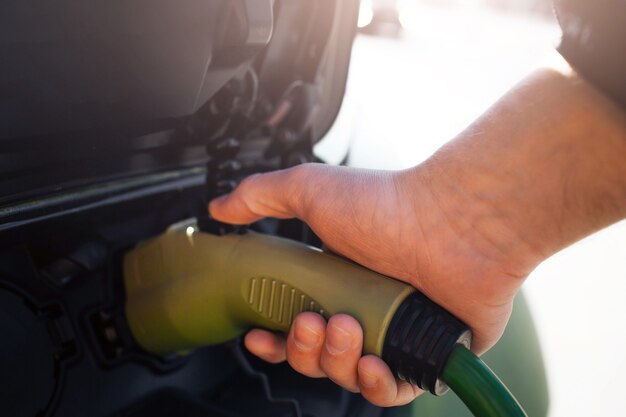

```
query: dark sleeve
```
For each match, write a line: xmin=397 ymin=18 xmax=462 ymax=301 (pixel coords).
xmin=555 ymin=0 xmax=626 ymax=108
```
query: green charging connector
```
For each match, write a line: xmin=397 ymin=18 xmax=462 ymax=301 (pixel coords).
xmin=124 ymin=228 xmax=527 ymax=417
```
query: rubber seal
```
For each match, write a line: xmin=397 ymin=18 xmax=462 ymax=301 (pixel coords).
xmin=381 ymin=292 xmax=471 ymax=396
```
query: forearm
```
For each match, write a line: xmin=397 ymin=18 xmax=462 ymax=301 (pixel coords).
xmin=408 ymin=65 xmax=626 ymax=273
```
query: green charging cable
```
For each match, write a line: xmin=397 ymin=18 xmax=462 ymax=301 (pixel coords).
xmin=443 ymin=345 xmax=528 ymax=417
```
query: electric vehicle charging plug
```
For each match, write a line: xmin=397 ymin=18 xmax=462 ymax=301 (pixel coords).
xmin=124 ymin=229 xmax=527 ymax=417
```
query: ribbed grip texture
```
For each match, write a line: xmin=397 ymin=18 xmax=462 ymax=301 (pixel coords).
xmin=382 ymin=292 xmax=471 ymax=396
xmin=244 ymin=277 xmax=327 ymax=326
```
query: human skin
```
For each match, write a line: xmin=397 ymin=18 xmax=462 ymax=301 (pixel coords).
xmin=208 ymin=64 xmax=626 ymax=406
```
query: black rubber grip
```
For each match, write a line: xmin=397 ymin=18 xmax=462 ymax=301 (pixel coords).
xmin=382 ymin=292 xmax=471 ymax=396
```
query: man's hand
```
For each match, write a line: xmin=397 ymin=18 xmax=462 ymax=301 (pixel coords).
xmin=209 ymin=67 xmax=626 ymax=407
xmin=208 ymin=163 xmax=535 ymax=406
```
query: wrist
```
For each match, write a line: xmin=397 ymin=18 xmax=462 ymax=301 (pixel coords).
xmin=401 ymin=161 xmax=544 ymax=281
xmin=393 ymin=165 xmax=528 ymax=354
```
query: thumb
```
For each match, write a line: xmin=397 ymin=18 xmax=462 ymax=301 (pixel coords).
xmin=208 ymin=165 xmax=313 ymax=225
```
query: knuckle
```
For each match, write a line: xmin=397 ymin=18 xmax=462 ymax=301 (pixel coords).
xmin=238 ymin=173 xmax=261 ymax=190
xmin=236 ymin=174 xmax=259 ymax=195
xmin=285 ymin=163 xmax=322 ymax=213
xmin=235 ymin=175 xmax=266 ymax=215
xmin=289 ymin=163 xmax=317 ymax=182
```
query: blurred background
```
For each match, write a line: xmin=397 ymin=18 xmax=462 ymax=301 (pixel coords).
xmin=317 ymin=1 xmax=626 ymax=416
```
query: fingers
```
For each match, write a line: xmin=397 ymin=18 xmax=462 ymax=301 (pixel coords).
xmin=357 ymin=355 xmax=423 ymax=407
xmin=285 ymin=312 xmax=327 ymax=378
xmin=319 ymin=314 xmax=363 ymax=392
xmin=244 ymin=329 xmax=287 ymax=363
xmin=208 ymin=164 xmax=316 ymax=225
xmin=245 ymin=313 xmax=422 ymax=407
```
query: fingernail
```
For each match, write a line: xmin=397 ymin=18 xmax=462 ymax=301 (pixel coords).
xmin=326 ymin=324 xmax=354 ymax=355
xmin=360 ymin=369 xmax=379 ymax=388
xmin=293 ymin=323 xmax=321 ymax=352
